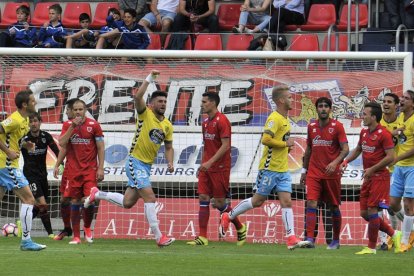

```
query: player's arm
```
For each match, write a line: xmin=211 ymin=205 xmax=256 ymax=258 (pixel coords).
xmin=99 ymin=28 xmax=120 ymax=39
xmin=134 ymin=70 xmax=160 ymax=114
xmin=53 ymin=146 xmax=66 ymax=179
xmin=326 ymin=142 xmax=349 ymax=175
xmin=363 ymin=148 xmax=394 ymax=180
xmin=395 ymin=145 xmax=414 ymax=163
xmin=164 ymin=141 xmax=174 ymax=173
xmin=340 ymin=143 xmax=361 ymax=172
xmin=47 ymin=133 xmax=60 ymax=158
xmin=300 ymin=144 xmax=312 ymax=185
xmin=200 ymin=137 xmax=230 ymax=171
xmin=96 ymin=139 xmax=105 ymax=182
xmin=0 ymin=123 xmax=19 ymax=160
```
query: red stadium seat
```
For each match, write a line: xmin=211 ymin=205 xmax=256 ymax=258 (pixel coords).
xmin=164 ymin=34 xmax=193 ymax=50
xmin=289 ymin=34 xmax=319 ymax=51
xmin=147 ymin=33 xmax=162 ymax=50
xmin=90 ymin=2 xmax=119 ymax=29
xmin=300 ymin=4 xmax=336 ymax=31
xmin=337 ymin=4 xmax=368 ymax=31
xmin=194 ymin=34 xmax=222 ymax=50
xmin=0 ymin=2 xmax=30 ymax=27
xmin=285 ymin=25 xmax=299 ymax=31
xmin=31 ymin=2 xmax=58 ymax=27
xmin=217 ymin=4 xmax=242 ymax=31
xmin=225 ymin=34 xmax=253 ymax=51
xmin=322 ymin=34 xmax=348 ymax=51
xmin=62 ymin=2 xmax=91 ymax=29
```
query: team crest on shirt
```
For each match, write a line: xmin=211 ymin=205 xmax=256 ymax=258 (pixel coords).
xmin=370 ymin=135 xmax=377 ymax=141
xmin=42 ymin=138 xmax=46 ymax=143
xmin=267 ymin=120 xmax=274 ymax=128
xmin=87 ymin=127 xmax=92 ymax=133
xmin=328 ymin=128 xmax=334 ymax=134
xmin=313 ymin=129 xmax=316 ymax=133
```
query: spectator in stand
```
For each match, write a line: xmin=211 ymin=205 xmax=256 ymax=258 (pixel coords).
xmin=96 ymin=8 xmax=123 ymax=49
xmin=232 ymin=0 xmax=272 ymax=34
xmin=118 ymin=0 xmax=149 ymax=21
xmin=0 ymin=5 xmax=37 ymax=48
xmin=385 ymin=0 xmax=414 ymax=43
xmin=172 ymin=0 xmax=219 ymax=33
xmin=66 ymin=13 xmax=97 ymax=49
xmin=38 ymin=4 xmax=67 ymax=48
xmin=96 ymin=8 xmax=150 ymax=49
xmin=268 ymin=0 xmax=305 ymax=34
xmin=139 ymin=0 xmax=179 ymax=48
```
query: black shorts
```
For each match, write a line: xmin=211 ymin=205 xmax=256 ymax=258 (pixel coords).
xmin=27 ymin=178 xmax=49 ymax=200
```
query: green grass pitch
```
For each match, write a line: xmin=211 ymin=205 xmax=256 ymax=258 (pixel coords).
xmin=0 ymin=238 xmax=412 ymax=275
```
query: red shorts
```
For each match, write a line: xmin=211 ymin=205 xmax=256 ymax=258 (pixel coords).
xmin=306 ymin=176 xmax=341 ymax=206
xmin=67 ymin=169 xmax=97 ymax=199
xmin=59 ymin=174 xmax=69 ymax=194
xmin=198 ymin=170 xmax=230 ymax=198
xmin=360 ymin=175 xmax=390 ymax=210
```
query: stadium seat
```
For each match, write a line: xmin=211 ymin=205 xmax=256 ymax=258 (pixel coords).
xmin=194 ymin=34 xmax=222 ymax=50
xmin=225 ymin=34 xmax=253 ymax=51
xmin=147 ymin=33 xmax=162 ymax=50
xmin=31 ymin=2 xmax=57 ymax=26
xmin=90 ymin=2 xmax=120 ymax=29
xmin=0 ymin=2 xmax=30 ymax=27
xmin=300 ymin=4 xmax=336 ymax=31
xmin=62 ymin=2 xmax=91 ymax=29
xmin=337 ymin=4 xmax=368 ymax=31
xmin=217 ymin=4 xmax=242 ymax=31
xmin=164 ymin=34 xmax=193 ymax=50
xmin=322 ymin=34 xmax=348 ymax=51
xmin=289 ymin=34 xmax=319 ymax=51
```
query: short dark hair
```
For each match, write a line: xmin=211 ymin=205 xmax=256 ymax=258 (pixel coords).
xmin=406 ymin=90 xmax=414 ymax=101
xmin=123 ymin=8 xmax=137 ymax=18
xmin=108 ymin=8 xmax=121 ymax=16
xmin=16 ymin=5 xmax=30 ymax=16
xmin=202 ymin=92 xmax=220 ymax=107
xmin=79 ymin=13 xmax=91 ymax=22
xmin=66 ymin=98 xmax=79 ymax=109
xmin=315 ymin=97 xmax=332 ymax=109
xmin=29 ymin=112 xmax=41 ymax=121
xmin=150 ymin=91 xmax=168 ymax=102
xmin=384 ymin=93 xmax=400 ymax=104
xmin=49 ymin=4 xmax=62 ymax=15
xmin=15 ymin=90 xmax=33 ymax=109
xmin=365 ymin=102 xmax=382 ymax=122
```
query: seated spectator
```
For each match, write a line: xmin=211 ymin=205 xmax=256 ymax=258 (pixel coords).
xmin=172 ymin=0 xmax=218 ymax=33
xmin=97 ymin=8 xmax=123 ymax=49
xmin=66 ymin=13 xmax=96 ymax=49
xmin=232 ymin=0 xmax=272 ymax=33
xmin=96 ymin=8 xmax=150 ymax=49
xmin=268 ymin=0 xmax=305 ymax=34
xmin=139 ymin=0 xmax=179 ymax=48
xmin=118 ymin=0 xmax=149 ymax=21
xmin=0 ymin=5 xmax=37 ymax=47
xmin=38 ymin=4 xmax=67 ymax=48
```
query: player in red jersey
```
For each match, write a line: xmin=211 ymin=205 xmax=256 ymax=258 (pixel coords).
xmin=187 ymin=92 xmax=245 ymax=246
xmin=53 ymin=98 xmax=78 ymax=240
xmin=58 ymin=99 xmax=105 ymax=244
xmin=341 ymin=102 xmax=402 ymax=255
xmin=301 ymin=97 xmax=349 ymax=249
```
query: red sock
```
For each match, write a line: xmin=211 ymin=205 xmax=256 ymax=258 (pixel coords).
xmin=368 ymin=214 xmax=380 ymax=249
xmin=305 ymin=208 xmax=317 ymax=240
xmin=71 ymin=204 xmax=81 ymax=239
xmin=61 ymin=203 xmax=71 ymax=230
xmin=199 ymin=201 xmax=210 ymax=238
xmin=222 ymin=205 xmax=243 ymax=230
xmin=379 ymin=218 xmax=395 ymax=237
xmin=82 ymin=205 xmax=95 ymax=228
xmin=332 ymin=209 xmax=342 ymax=241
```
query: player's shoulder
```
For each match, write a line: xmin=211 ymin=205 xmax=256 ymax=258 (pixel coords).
xmin=216 ymin=112 xmax=230 ymax=124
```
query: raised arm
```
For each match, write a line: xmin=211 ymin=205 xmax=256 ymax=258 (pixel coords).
xmin=135 ymin=70 xmax=160 ymax=114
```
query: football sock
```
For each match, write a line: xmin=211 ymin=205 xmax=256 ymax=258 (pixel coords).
xmin=218 ymin=204 xmax=243 ymax=230
xmin=379 ymin=217 xmax=394 ymax=237
xmin=32 ymin=205 xmax=39 ymax=218
xmin=282 ymin=208 xmax=295 ymax=237
xmin=20 ymin=204 xmax=33 ymax=241
xmin=199 ymin=201 xmax=210 ymax=238
xmin=82 ymin=205 xmax=95 ymax=228
xmin=38 ymin=204 xmax=53 ymax=235
xmin=71 ymin=204 xmax=81 ymax=239
xmin=229 ymin=198 xmax=253 ymax=220
xmin=61 ymin=201 xmax=72 ymax=230
xmin=96 ymin=191 xmax=124 ymax=208
xmin=144 ymin=202 xmax=162 ymax=241
xmin=390 ymin=214 xmax=399 ymax=230
xmin=368 ymin=213 xmax=380 ymax=249
xmin=396 ymin=209 xmax=405 ymax=222
xmin=305 ymin=208 xmax=317 ymax=240
xmin=402 ymin=215 xmax=414 ymax=244
xmin=332 ymin=209 xmax=342 ymax=241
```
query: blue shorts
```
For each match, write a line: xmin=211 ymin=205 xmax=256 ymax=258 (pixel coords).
xmin=390 ymin=165 xmax=414 ymax=198
xmin=126 ymin=156 xmax=151 ymax=189
xmin=254 ymin=170 xmax=292 ymax=196
xmin=0 ymin=168 xmax=29 ymax=191
xmin=141 ymin=10 xmax=177 ymax=27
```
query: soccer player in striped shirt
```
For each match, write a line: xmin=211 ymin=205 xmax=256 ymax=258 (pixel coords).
xmin=220 ymin=85 xmax=311 ymax=249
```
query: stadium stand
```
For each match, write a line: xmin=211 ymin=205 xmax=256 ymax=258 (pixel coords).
xmin=322 ymin=33 xmax=348 ymax=51
xmin=337 ymin=4 xmax=368 ymax=31
xmin=217 ymin=4 xmax=242 ymax=31
xmin=31 ymin=2 xmax=57 ymax=26
xmin=225 ymin=34 xmax=253 ymax=50
xmin=62 ymin=2 xmax=91 ymax=29
xmin=147 ymin=33 xmax=162 ymax=50
xmin=90 ymin=2 xmax=119 ymax=29
xmin=194 ymin=34 xmax=223 ymax=50
xmin=0 ymin=2 xmax=30 ymax=28
xmin=289 ymin=33 xmax=319 ymax=51
xmin=300 ymin=4 xmax=337 ymax=31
